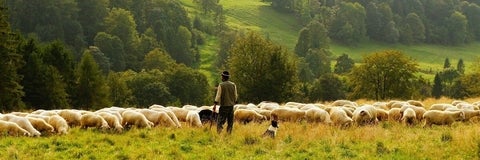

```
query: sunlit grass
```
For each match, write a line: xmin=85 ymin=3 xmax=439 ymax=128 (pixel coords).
xmin=3 ymin=113 xmax=480 ymax=159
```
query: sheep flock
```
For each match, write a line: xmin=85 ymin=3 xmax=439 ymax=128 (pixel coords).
xmin=0 ymin=99 xmax=478 ymax=137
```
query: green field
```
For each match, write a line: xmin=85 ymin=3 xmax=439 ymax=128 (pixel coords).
xmin=181 ymin=0 xmax=480 ymax=82
xmin=2 ymin=119 xmax=480 ymax=159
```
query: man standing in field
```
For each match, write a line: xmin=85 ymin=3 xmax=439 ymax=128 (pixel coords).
xmin=214 ymin=71 xmax=238 ymax=134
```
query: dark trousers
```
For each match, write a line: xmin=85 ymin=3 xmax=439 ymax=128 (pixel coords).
xmin=217 ymin=106 xmax=234 ymax=134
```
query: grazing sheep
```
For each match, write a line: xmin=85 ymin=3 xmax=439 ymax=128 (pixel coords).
xmin=258 ymin=102 xmax=280 ymax=110
xmin=401 ymin=108 xmax=417 ymax=126
xmin=137 ymin=109 xmax=176 ymax=127
xmin=456 ymin=103 xmax=478 ymax=110
xmin=375 ymin=108 xmax=389 ymax=121
xmin=305 ymin=108 xmax=332 ymax=124
xmin=149 ymin=104 xmax=165 ymax=109
xmin=121 ymin=110 xmax=153 ymax=129
xmin=97 ymin=112 xmax=123 ymax=132
xmin=423 ymin=110 xmax=465 ymax=127
xmin=48 ymin=115 xmax=69 ymax=135
xmin=330 ymin=100 xmax=358 ymax=107
xmin=407 ymin=100 xmax=424 ymax=107
xmin=256 ymin=109 xmax=272 ymax=121
xmin=372 ymin=102 xmax=389 ymax=110
xmin=58 ymin=110 xmax=82 ymax=127
xmin=329 ymin=107 xmax=353 ymax=128
xmin=4 ymin=115 xmax=41 ymax=137
xmin=388 ymin=108 xmax=402 ymax=122
xmin=27 ymin=117 xmax=55 ymax=134
xmin=234 ymin=109 xmax=266 ymax=124
xmin=152 ymin=108 xmax=182 ymax=128
xmin=429 ymin=103 xmax=455 ymax=111
xmin=80 ymin=113 xmax=110 ymax=130
xmin=168 ymin=107 xmax=190 ymax=122
xmin=461 ymin=110 xmax=480 ymax=122
xmin=352 ymin=105 xmax=378 ymax=126
xmin=185 ymin=111 xmax=202 ymax=127
xmin=271 ymin=108 xmax=306 ymax=122
xmin=452 ymin=100 xmax=467 ymax=106
xmin=0 ymin=120 xmax=31 ymax=136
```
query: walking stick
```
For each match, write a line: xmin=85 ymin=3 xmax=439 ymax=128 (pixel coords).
xmin=210 ymin=104 xmax=217 ymax=129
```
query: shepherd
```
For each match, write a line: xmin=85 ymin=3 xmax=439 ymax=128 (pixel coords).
xmin=214 ymin=71 xmax=238 ymax=134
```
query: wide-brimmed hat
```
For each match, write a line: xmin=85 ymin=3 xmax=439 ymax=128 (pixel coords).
xmin=221 ymin=71 xmax=230 ymax=77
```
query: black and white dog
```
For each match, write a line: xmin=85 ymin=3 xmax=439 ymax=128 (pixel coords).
xmin=262 ymin=120 xmax=279 ymax=138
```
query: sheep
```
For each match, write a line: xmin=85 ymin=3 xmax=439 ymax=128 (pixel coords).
xmin=2 ymin=114 xmax=41 ymax=137
xmin=375 ymin=108 xmax=389 ymax=121
xmin=407 ymin=100 xmax=424 ymax=107
xmin=328 ymin=107 xmax=353 ymax=128
xmin=330 ymin=100 xmax=358 ymax=107
xmin=423 ymin=110 xmax=465 ymax=127
xmin=456 ymin=103 xmax=478 ymax=110
xmin=185 ymin=111 xmax=202 ymax=127
xmin=57 ymin=109 xmax=82 ymax=127
xmin=299 ymin=104 xmax=317 ymax=111
xmin=152 ymin=108 xmax=182 ymax=128
xmin=234 ymin=109 xmax=266 ymax=124
xmin=149 ymin=104 xmax=165 ymax=109
xmin=352 ymin=105 xmax=378 ymax=126
xmin=80 ymin=113 xmax=110 ymax=130
xmin=429 ymin=103 xmax=455 ymax=111
xmin=121 ymin=110 xmax=153 ymax=129
xmin=256 ymin=109 xmax=272 ymax=121
xmin=48 ymin=115 xmax=69 ymax=135
xmin=401 ymin=108 xmax=417 ymax=126
xmin=168 ymin=107 xmax=190 ymax=122
xmin=27 ymin=117 xmax=55 ymax=134
xmin=388 ymin=108 xmax=402 ymax=122
xmin=97 ymin=112 xmax=123 ymax=132
xmin=372 ymin=102 xmax=389 ymax=110
xmin=305 ymin=108 xmax=332 ymax=124
xmin=270 ymin=108 xmax=306 ymax=122
xmin=258 ymin=101 xmax=280 ymax=110
xmin=137 ymin=109 xmax=177 ymax=127
xmin=0 ymin=120 xmax=31 ymax=136
xmin=461 ymin=110 xmax=480 ymax=122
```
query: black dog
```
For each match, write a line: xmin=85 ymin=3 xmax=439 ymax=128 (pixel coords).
xmin=262 ymin=120 xmax=279 ymax=138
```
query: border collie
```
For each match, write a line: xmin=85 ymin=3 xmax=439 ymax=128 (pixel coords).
xmin=262 ymin=120 xmax=279 ymax=138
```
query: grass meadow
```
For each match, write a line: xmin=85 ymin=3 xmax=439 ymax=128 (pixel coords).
xmin=3 ymin=97 xmax=480 ymax=159
xmin=180 ymin=0 xmax=480 ymax=82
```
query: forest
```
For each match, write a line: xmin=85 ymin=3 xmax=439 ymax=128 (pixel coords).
xmin=1 ymin=0 xmax=480 ymax=112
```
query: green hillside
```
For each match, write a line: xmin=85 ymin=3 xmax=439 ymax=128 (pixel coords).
xmin=182 ymin=0 xmax=480 ymax=81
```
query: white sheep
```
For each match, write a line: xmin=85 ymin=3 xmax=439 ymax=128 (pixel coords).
xmin=80 ymin=113 xmax=110 ymax=130
xmin=352 ymin=105 xmax=378 ymax=126
xmin=185 ymin=111 xmax=202 ymax=127
xmin=305 ymin=108 xmax=332 ymax=124
xmin=121 ymin=110 xmax=153 ymax=129
xmin=388 ymin=108 xmax=402 ymax=122
xmin=328 ymin=107 xmax=353 ymax=128
xmin=429 ymin=103 xmax=455 ymax=111
xmin=234 ymin=109 xmax=266 ymax=124
xmin=271 ymin=108 xmax=305 ymax=122
xmin=401 ymin=108 xmax=417 ymax=126
xmin=97 ymin=112 xmax=123 ymax=132
xmin=423 ymin=110 xmax=465 ymax=127
xmin=27 ymin=117 xmax=55 ymax=134
xmin=57 ymin=109 xmax=82 ymax=127
xmin=3 ymin=114 xmax=41 ymax=137
xmin=48 ymin=115 xmax=69 ymax=135
xmin=137 ymin=109 xmax=177 ymax=127
xmin=0 ymin=120 xmax=31 ymax=136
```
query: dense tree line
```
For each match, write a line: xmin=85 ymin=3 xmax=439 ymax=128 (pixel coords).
xmin=268 ymin=0 xmax=480 ymax=45
xmin=3 ymin=0 xmax=480 ymax=112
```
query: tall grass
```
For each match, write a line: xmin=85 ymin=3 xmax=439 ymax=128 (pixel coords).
xmin=2 ymin=118 xmax=480 ymax=159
